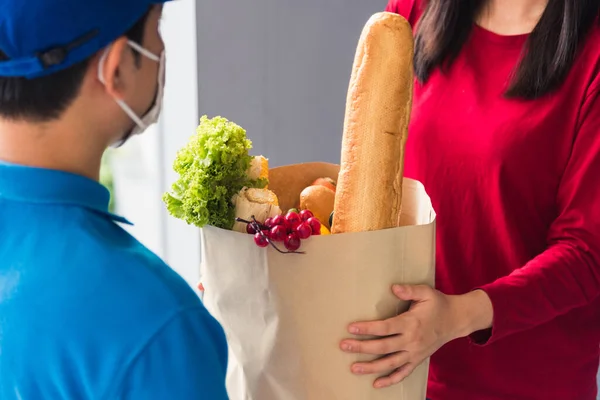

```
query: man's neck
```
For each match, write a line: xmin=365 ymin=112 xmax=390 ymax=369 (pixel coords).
xmin=477 ymin=0 xmax=549 ymax=35
xmin=0 ymin=120 xmax=105 ymax=181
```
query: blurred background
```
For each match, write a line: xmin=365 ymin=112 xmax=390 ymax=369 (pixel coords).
xmin=101 ymin=0 xmax=388 ymax=286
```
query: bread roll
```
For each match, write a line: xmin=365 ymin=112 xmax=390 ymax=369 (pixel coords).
xmin=299 ymin=185 xmax=335 ymax=229
xmin=332 ymin=12 xmax=414 ymax=234
xmin=232 ymin=188 xmax=281 ymax=233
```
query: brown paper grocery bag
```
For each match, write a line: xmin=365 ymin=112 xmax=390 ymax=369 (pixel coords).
xmin=200 ymin=162 xmax=436 ymax=400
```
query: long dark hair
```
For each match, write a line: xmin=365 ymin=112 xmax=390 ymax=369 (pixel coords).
xmin=414 ymin=0 xmax=600 ymax=99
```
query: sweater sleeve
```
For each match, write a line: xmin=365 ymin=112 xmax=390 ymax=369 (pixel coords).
xmin=473 ymin=82 xmax=600 ymax=345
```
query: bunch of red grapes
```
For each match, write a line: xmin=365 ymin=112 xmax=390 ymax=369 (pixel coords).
xmin=237 ymin=210 xmax=322 ymax=253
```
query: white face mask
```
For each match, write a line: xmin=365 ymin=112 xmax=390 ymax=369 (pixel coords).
xmin=98 ymin=41 xmax=165 ymax=146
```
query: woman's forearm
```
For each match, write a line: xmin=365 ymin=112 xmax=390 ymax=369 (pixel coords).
xmin=449 ymin=289 xmax=494 ymax=339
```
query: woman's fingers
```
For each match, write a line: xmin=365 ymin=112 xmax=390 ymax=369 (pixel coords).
xmin=340 ymin=334 xmax=408 ymax=355
xmin=373 ymin=363 xmax=417 ymax=389
xmin=350 ymin=351 xmax=410 ymax=376
xmin=348 ymin=316 xmax=399 ymax=336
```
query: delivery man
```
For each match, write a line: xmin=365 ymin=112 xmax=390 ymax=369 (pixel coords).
xmin=0 ymin=1 xmax=229 ymax=398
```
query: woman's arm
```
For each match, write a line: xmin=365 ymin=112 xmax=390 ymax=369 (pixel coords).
xmin=474 ymin=82 xmax=600 ymax=344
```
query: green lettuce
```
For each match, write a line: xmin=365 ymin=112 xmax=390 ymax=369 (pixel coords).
xmin=163 ymin=115 xmax=266 ymax=230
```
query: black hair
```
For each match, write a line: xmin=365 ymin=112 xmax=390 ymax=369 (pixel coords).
xmin=0 ymin=8 xmax=151 ymax=122
xmin=414 ymin=0 xmax=600 ymax=99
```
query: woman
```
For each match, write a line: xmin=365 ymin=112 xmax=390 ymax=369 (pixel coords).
xmin=339 ymin=0 xmax=600 ymax=399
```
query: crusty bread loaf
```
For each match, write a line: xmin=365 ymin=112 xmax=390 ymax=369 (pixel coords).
xmin=332 ymin=12 xmax=414 ymax=234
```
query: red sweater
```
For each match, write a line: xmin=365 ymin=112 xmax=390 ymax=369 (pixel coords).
xmin=386 ymin=1 xmax=600 ymax=399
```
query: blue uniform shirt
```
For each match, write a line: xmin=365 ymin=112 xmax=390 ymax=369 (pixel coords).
xmin=0 ymin=163 xmax=229 ymax=399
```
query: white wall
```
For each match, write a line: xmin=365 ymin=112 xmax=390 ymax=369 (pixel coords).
xmin=111 ymin=129 xmax=164 ymax=258
xmin=111 ymin=0 xmax=202 ymax=288
xmin=157 ymin=0 xmax=202 ymax=286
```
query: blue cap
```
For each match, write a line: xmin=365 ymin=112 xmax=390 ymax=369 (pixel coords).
xmin=0 ymin=0 xmax=172 ymax=79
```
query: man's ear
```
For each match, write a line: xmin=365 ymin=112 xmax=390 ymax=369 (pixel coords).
xmin=97 ymin=37 xmax=129 ymax=100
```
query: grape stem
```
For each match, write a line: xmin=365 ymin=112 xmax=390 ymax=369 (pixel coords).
xmin=236 ymin=217 xmax=265 ymax=229
xmin=236 ymin=217 xmax=305 ymax=255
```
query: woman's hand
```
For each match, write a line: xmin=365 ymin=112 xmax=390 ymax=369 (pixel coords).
xmin=340 ymin=285 xmax=493 ymax=389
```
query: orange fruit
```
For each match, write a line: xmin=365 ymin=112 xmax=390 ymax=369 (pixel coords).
xmin=311 ymin=177 xmax=336 ymax=193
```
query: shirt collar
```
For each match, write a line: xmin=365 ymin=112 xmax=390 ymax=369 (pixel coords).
xmin=0 ymin=162 xmax=132 ymax=225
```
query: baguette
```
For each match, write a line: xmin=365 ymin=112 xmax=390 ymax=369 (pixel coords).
xmin=332 ymin=12 xmax=414 ymax=234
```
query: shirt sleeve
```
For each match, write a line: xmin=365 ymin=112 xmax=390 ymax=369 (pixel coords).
xmin=115 ymin=307 xmax=229 ymax=400
xmin=474 ymin=82 xmax=600 ymax=345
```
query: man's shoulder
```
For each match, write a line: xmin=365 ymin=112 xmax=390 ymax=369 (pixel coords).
xmin=70 ymin=216 xmax=202 ymax=315
xmin=3 ymin=204 xmax=205 ymax=338
xmin=0 ymin=204 xmax=226 ymax=398
xmin=78 ymin=237 xmax=228 ymax=399
xmin=2 ymin=198 xmax=200 ymax=315
xmin=107 ymin=305 xmax=229 ymax=400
